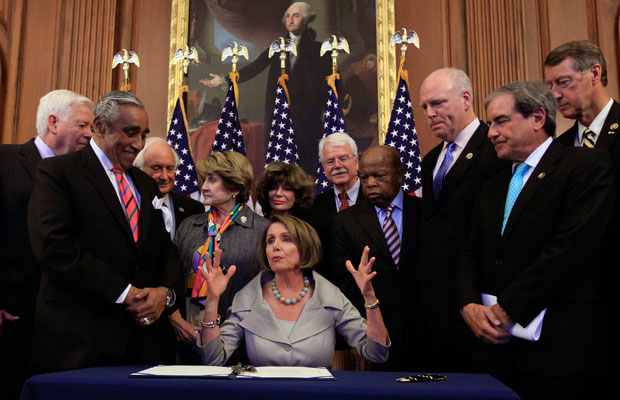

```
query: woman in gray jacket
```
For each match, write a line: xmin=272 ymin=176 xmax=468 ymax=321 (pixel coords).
xmin=197 ymin=215 xmax=389 ymax=367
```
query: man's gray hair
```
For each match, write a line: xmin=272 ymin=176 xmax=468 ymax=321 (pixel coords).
xmin=484 ymin=80 xmax=557 ymax=136
xmin=544 ymin=40 xmax=608 ymax=86
xmin=134 ymin=137 xmax=181 ymax=169
xmin=282 ymin=2 xmax=315 ymax=25
xmin=94 ymin=90 xmax=144 ymax=126
xmin=36 ymin=90 xmax=94 ymax=136
xmin=318 ymin=132 xmax=358 ymax=163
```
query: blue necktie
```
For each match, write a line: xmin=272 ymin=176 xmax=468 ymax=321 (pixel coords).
xmin=432 ymin=142 xmax=456 ymax=199
xmin=501 ymin=163 xmax=530 ymax=235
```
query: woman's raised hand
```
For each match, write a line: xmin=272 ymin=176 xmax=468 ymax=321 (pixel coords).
xmin=345 ymin=246 xmax=377 ymax=298
xmin=197 ymin=248 xmax=237 ymax=299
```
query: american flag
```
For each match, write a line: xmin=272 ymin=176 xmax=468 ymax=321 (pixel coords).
xmin=315 ymin=79 xmax=347 ymax=194
xmin=385 ymin=74 xmax=422 ymax=196
xmin=265 ymin=78 xmax=299 ymax=166
xmin=211 ymin=78 xmax=246 ymax=154
xmin=167 ymin=87 xmax=199 ymax=197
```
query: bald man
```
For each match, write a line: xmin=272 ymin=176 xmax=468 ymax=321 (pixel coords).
xmin=417 ymin=68 xmax=505 ymax=372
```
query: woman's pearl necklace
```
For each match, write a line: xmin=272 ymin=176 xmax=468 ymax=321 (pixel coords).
xmin=272 ymin=276 xmax=310 ymax=305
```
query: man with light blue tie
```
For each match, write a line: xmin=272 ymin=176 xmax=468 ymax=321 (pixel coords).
xmin=417 ymin=68 xmax=504 ymax=372
xmin=457 ymin=81 xmax=614 ymax=398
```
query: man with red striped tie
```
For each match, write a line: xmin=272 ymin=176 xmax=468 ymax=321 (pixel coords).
xmin=28 ymin=91 xmax=183 ymax=371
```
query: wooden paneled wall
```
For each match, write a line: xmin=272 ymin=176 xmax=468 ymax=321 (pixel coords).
xmin=2 ymin=0 xmax=620 ymax=159
xmin=0 ymin=0 xmax=171 ymax=144
xmin=397 ymin=0 xmax=620 ymax=154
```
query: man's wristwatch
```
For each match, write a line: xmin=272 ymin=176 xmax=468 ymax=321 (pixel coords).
xmin=160 ymin=286 xmax=176 ymax=308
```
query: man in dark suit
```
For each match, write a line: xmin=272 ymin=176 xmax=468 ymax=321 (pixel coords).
xmin=134 ymin=137 xmax=204 ymax=350
xmin=0 ymin=90 xmax=93 ymax=399
xmin=544 ymin=39 xmax=620 ymax=377
xmin=332 ymin=145 xmax=420 ymax=371
xmin=28 ymin=91 xmax=184 ymax=371
xmin=416 ymin=68 xmax=505 ymax=372
xmin=307 ymin=132 xmax=359 ymax=280
xmin=203 ymin=2 xmax=331 ymax=173
xmin=458 ymin=81 xmax=614 ymax=398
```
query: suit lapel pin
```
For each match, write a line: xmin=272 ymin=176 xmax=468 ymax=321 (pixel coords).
xmin=179 ymin=207 xmax=185 ymax=212
xmin=241 ymin=216 xmax=247 ymax=223
xmin=466 ymin=152 xmax=473 ymax=159
xmin=537 ymin=172 xmax=545 ymax=179
xmin=608 ymin=123 xmax=618 ymax=135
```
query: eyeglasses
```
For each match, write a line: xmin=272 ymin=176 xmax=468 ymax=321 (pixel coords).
xmin=323 ymin=156 xmax=354 ymax=167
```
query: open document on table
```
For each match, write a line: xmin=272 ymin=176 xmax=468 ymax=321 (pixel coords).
xmin=481 ymin=293 xmax=547 ymax=342
xmin=130 ymin=365 xmax=335 ymax=379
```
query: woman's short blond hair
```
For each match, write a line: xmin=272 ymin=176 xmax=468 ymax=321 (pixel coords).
xmin=257 ymin=215 xmax=322 ymax=271
xmin=196 ymin=151 xmax=253 ymax=203
xmin=256 ymin=162 xmax=314 ymax=216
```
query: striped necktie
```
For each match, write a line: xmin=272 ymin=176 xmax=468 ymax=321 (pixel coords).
xmin=382 ymin=204 xmax=400 ymax=266
xmin=583 ymin=128 xmax=595 ymax=148
xmin=338 ymin=191 xmax=349 ymax=212
xmin=112 ymin=168 xmax=139 ymax=243
xmin=501 ymin=163 xmax=530 ymax=235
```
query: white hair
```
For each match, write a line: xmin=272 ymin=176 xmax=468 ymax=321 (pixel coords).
xmin=318 ymin=132 xmax=358 ymax=163
xmin=36 ymin=90 xmax=94 ymax=136
xmin=134 ymin=137 xmax=181 ymax=169
xmin=282 ymin=2 xmax=315 ymax=25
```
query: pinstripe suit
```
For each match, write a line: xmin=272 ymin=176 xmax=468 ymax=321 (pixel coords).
xmin=0 ymin=139 xmax=42 ymax=398
xmin=331 ymin=194 xmax=420 ymax=371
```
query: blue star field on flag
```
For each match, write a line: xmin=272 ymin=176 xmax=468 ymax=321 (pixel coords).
xmin=167 ymin=88 xmax=199 ymax=196
xmin=315 ymin=80 xmax=347 ymax=194
xmin=211 ymin=79 xmax=246 ymax=154
xmin=385 ymin=77 xmax=422 ymax=195
xmin=265 ymin=81 xmax=299 ymax=166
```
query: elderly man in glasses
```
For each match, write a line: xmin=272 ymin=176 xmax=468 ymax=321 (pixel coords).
xmin=307 ymin=132 xmax=360 ymax=280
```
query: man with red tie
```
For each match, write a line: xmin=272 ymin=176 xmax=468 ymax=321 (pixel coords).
xmin=307 ymin=132 xmax=359 ymax=280
xmin=28 ymin=91 xmax=183 ymax=371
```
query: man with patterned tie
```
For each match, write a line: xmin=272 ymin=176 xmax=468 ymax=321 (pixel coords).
xmin=28 ymin=91 xmax=184 ymax=371
xmin=307 ymin=132 xmax=360 ymax=281
xmin=545 ymin=42 xmax=620 ymax=378
xmin=0 ymin=89 xmax=93 ymax=399
xmin=332 ymin=145 xmax=420 ymax=371
xmin=457 ymin=81 xmax=614 ymax=398
xmin=417 ymin=68 xmax=504 ymax=372
xmin=133 ymin=137 xmax=204 ymax=349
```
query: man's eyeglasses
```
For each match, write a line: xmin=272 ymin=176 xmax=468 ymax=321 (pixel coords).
xmin=323 ymin=156 xmax=354 ymax=167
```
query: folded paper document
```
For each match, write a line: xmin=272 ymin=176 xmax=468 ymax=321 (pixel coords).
xmin=130 ymin=365 xmax=334 ymax=379
xmin=481 ymin=293 xmax=546 ymax=342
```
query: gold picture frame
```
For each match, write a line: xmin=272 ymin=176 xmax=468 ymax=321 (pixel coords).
xmin=167 ymin=0 xmax=395 ymax=151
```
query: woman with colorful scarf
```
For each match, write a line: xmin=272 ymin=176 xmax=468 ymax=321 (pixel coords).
xmin=174 ymin=151 xmax=268 ymax=363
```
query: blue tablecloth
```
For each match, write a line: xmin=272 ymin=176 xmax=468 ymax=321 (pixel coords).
xmin=20 ymin=366 xmax=519 ymax=400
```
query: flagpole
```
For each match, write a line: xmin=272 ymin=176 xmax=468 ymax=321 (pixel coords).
xmin=112 ymin=49 xmax=140 ymax=91
xmin=385 ymin=28 xmax=423 ymax=196
xmin=314 ymin=35 xmax=350 ymax=195
xmin=211 ymin=42 xmax=248 ymax=155
xmin=264 ymin=37 xmax=299 ymax=166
